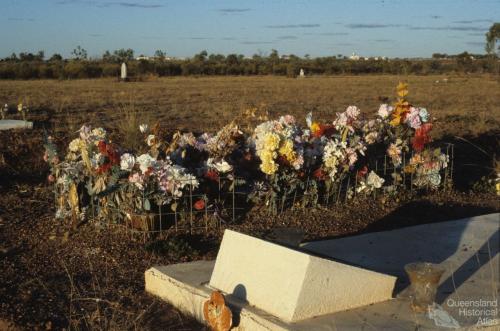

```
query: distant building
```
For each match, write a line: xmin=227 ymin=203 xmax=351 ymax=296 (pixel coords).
xmin=349 ymin=52 xmax=360 ymax=61
xmin=136 ymin=55 xmax=174 ymax=61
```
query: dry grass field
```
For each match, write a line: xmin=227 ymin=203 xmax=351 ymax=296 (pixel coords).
xmin=0 ymin=75 xmax=499 ymax=330
xmin=0 ymin=74 xmax=499 ymax=139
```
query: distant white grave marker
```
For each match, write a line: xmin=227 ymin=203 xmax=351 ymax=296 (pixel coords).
xmin=120 ymin=62 xmax=127 ymax=81
xmin=299 ymin=68 xmax=305 ymax=78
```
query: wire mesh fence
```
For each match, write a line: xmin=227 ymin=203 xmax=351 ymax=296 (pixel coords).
xmin=54 ymin=143 xmax=454 ymax=240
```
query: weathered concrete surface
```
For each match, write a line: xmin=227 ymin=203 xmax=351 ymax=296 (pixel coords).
xmin=209 ymin=230 xmax=396 ymax=322
xmin=146 ymin=213 xmax=499 ymax=330
xmin=302 ymin=213 xmax=499 ymax=328
xmin=0 ymin=120 xmax=33 ymax=130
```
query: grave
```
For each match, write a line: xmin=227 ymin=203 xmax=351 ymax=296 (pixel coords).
xmin=0 ymin=119 xmax=33 ymax=131
xmin=145 ymin=213 xmax=499 ymax=330
xmin=121 ymin=62 xmax=127 ymax=81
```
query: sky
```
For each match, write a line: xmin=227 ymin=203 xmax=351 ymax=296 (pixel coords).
xmin=1 ymin=0 xmax=498 ymax=59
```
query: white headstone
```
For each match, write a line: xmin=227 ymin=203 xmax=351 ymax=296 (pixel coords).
xmin=299 ymin=68 xmax=305 ymax=77
xmin=120 ymin=62 xmax=127 ymax=80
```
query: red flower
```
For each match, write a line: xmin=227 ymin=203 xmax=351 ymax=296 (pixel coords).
xmin=313 ymin=168 xmax=327 ymax=180
xmin=98 ymin=140 xmax=107 ymax=154
xmin=412 ymin=123 xmax=432 ymax=152
xmin=357 ymin=165 xmax=368 ymax=178
xmin=106 ymin=145 xmax=120 ymax=165
xmin=96 ymin=163 xmax=112 ymax=174
xmin=312 ymin=124 xmax=335 ymax=138
xmin=205 ymin=170 xmax=219 ymax=182
xmin=194 ymin=199 xmax=205 ymax=210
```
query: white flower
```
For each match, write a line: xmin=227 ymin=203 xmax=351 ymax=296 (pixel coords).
xmin=120 ymin=153 xmax=136 ymax=171
xmin=79 ymin=125 xmax=91 ymax=140
xmin=367 ymin=171 xmax=385 ymax=189
xmin=69 ymin=138 xmax=81 ymax=153
xmin=377 ymin=104 xmax=393 ymax=119
xmin=139 ymin=124 xmax=149 ymax=133
xmin=345 ymin=105 xmax=360 ymax=119
xmin=356 ymin=181 xmax=367 ymax=193
xmin=90 ymin=153 xmax=104 ymax=169
xmin=207 ymin=158 xmax=233 ymax=173
xmin=136 ymin=154 xmax=156 ymax=174
xmin=90 ymin=127 xmax=107 ymax=141
xmin=146 ymin=134 xmax=156 ymax=147
xmin=365 ymin=132 xmax=378 ymax=144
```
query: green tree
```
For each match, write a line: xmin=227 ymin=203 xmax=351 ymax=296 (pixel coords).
xmin=113 ymin=48 xmax=134 ymax=62
xmin=485 ymin=23 xmax=500 ymax=55
xmin=154 ymin=50 xmax=166 ymax=60
xmin=71 ymin=46 xmax=87 ymax=60
xmin=49 ymin=53 xmax=63 ymax=62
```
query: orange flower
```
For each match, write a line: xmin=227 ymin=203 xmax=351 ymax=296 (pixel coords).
xmin=313 ymin=168 xmax=327 ymax=180
xmin=390 ymin=99 xmax=410 ymax=126
xmin=194 ymin=199 xmax=205 ymax=210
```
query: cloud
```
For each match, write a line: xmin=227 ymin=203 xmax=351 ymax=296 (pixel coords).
xmin=465 ymin=41 xmax=486 ymax=46
xmin=8 ymin=17 xmax=35 ymax=21
xmin=265 ymin=24 xmax=320 ymax=29
xmin=452 ymin=19 xmax=493 ymax=24
xmin=277 ymin=35 xmax=298 ymax=40
xmin=241 ymin=41 xmax=274 ymax=45
xmin=114 ymin=2 xmax=163 ymax=8
xmin=56 ymin=0 xmax=164 ymax=8
xmin=185 ymin=37 xmax=213 ymax=40
xmin=346 ymin=23 xmax=404 ymax=29
xmin=218 ymin=8 xmax=251 ymax=13
xmin=408 ymin=25 xmax=487 ymax=32
xmin=303 ymin=32 xmax=349 ymax=36
xmin=468 ymin=32 xmax=486 ymax=36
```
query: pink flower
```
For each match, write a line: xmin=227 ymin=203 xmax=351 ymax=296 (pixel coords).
xmin=47 ymin=174 xmax=55 ymax=183
xmin=406 ymin=107 xmax=422 ymax=129
xmin=281 ymin=115 xmax=296 ymax=125
xmin=43 ymin=151 xmax=49 ymax=162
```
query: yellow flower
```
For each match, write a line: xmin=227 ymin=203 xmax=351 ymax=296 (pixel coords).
xmin=404 ymin=164 xmax=416 ymax=174
xmin=496 ymin=182 xmax=500 ymax=196
xmin=390 ymin=100 xmax=410 ymax=127
xmin=324 ymin=155 xmax=338 ymax=169
xmin=260 ymin=149 xmax=276 ymax=162
xmin=17 ymin=103 xmax=23 ymax=112
xmin=263 ymin=133 xmax=280 ymax=151
xmin=260 ymin=160 xmax=278 ymax=175
xmin=310 ymin=122 xmax=321 ymax=134
xmin=278 ymin=139 xmax=296 ymax=162
xmin=397 ymin=82 xmax=408 ymax=97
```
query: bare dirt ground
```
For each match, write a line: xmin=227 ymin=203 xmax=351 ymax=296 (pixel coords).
xmin=0 ymin=75 xmax=499 ymax=330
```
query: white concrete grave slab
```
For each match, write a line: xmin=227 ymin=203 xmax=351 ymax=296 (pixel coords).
xmin=208 ymin=230 xmax=396 ymax=322
xmin=0 ymin=120 xmax=33 ymax=130
xmin=145 ymin=213 xmax=500 ymax=330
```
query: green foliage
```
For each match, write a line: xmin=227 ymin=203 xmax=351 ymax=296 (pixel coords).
xmin=485 ymin=23 xmax=500 ymax=55
xmin=0 ymin=48 xmax=498 ymax=80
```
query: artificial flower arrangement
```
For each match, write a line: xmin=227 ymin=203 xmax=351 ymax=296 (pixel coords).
xmin=44 ymin=83 xmax=450 ymax=228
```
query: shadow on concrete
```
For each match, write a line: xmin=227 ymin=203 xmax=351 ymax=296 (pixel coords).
xmin=436 ymin=228 xmax=499 ymax=304
xmin=302 ymin=206 xmax=499 ymax=297
xmin=228 ymin=283 xmax=248 ymax=327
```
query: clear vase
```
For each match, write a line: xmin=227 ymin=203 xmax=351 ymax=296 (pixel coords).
xmin=404 ymin=262 xmax=445 ymax=313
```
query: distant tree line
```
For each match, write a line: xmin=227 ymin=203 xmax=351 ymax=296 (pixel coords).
xmin=0 ymin=47 xmax=498 ymax=80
